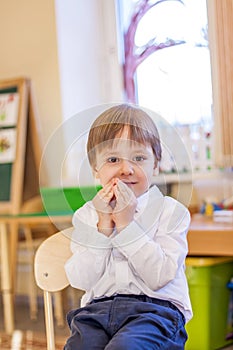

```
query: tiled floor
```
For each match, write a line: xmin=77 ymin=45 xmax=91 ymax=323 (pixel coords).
xmin=220 ymin=346 xmax=233 ymax=350
xmin=0 ymin=295 xmax=70 ymax=338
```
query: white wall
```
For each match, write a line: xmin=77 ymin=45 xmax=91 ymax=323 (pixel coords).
xmin=0 ymin=0 xmax=124 ymax=186
xmin=0 ymin=0 xmax=64 ymax=186
xmin=54 ymin=0 xmax=124 ymax=186
xmin=55 ymin=0 xmax=123 ymax=120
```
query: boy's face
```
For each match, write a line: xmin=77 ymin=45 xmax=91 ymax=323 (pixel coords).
xmin=93 ymin=127 xmax=158 ymax=198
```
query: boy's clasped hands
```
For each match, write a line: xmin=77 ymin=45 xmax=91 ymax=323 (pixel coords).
xmin=93 ymin=178 xmax=137 ymax=236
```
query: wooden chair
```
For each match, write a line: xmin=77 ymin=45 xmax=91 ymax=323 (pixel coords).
xmin=34 ymin=227 xmax=73 ymax=350
xmin=18 ymin=222 xmax=56 ymax=320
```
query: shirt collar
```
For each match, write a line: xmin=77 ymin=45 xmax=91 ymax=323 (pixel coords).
xmin=135 ymin=185 xmax=163 ymax=213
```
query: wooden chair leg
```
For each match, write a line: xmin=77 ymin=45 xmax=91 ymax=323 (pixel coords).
xmin=53 ymin=291 xmax=65 ymax=327
xmin=9 ymin=221 xmax=19 ymax=294
xmin=0 ymin=222 xmax=14 ymax=334
xmin=44 ymin=290 xmax=56 ymax=350
xmin=22 ymin=225 xmax=38 ymax=320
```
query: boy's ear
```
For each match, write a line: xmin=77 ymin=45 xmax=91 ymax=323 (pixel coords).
xmin=93 ymin=167 xmax=100 ymax=179
xmin=153 ymin=162 xmax=159 ymax=176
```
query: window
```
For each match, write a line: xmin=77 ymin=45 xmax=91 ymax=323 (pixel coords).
xmin=116 ymin=0 xmax=215 ymax=173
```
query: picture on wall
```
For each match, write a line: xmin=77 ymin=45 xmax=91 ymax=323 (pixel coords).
xmin=0 ymin=93 xmax=19 ymax=127
xmin=0 ymin=128 xmax=17 ymax=163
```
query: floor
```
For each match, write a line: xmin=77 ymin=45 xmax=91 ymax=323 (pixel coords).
xmin=0 ymin=295 xmax=70 ymax=338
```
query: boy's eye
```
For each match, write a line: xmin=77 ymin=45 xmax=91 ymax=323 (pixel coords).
xmin=107 ymin=157 xmax=119 ymax=163
xmin=133 ymin=155 xmax=146 ymax=162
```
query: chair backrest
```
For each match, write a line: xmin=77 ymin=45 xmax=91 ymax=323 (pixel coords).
xmin=34 ymin=227 xmax=73 ymax=350
xmin=34 ymin=227 xmax=73 ymax=292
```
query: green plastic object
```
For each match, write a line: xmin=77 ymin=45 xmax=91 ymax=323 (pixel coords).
xmin=185 ymin=257 xmax=233 ymax=350
xmin=40 ymin=186 xmax=102 ymax=215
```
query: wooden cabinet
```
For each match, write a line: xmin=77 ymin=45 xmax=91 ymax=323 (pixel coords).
xmin=207 ymin=0 xmax=233 ymax=167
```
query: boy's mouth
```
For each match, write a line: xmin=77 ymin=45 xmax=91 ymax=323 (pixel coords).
xmin=122 ymin=181 xmax=137 ymax=185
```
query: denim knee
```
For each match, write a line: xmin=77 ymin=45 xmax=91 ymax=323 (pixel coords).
xmin=105 ymin=336 xmax=145 ymax=350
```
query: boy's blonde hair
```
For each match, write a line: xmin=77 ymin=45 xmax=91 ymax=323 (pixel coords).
xmin=87 ymin=104 xmax=162 ymax=168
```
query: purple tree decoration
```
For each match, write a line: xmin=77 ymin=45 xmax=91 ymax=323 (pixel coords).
xmin=124 ymin=0 xmax=186 ymax=102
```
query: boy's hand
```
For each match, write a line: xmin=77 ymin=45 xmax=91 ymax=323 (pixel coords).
xmin=92 ymin=181 xmax=115 ymax=236
xmin=112 ymin=179 xmax=137 ymax=232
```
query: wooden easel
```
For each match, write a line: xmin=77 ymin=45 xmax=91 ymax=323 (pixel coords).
xmin=0 ymin=77 xmax=43 ymax=333
xmin=0 ymin=79 xmax=72 ymax=334
xmin=0 ymin=77 xmax=43 ymax=214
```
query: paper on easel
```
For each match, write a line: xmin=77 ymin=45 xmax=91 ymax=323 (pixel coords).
xmin=0 ymin=93 xmax=19 ymax=127
xmin=0 ymin=128 xmax=17 ymax=163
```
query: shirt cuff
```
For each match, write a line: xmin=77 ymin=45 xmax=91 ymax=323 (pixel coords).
xmin=71 ymin=219 xmax=111 ymax=250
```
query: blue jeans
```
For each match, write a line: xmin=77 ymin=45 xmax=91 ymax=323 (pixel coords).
xmin=64 ymin=294 xmax=187 ymax=350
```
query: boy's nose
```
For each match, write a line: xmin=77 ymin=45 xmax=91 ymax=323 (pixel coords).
xmin=120 ymin=159 xmax=134 ymax=175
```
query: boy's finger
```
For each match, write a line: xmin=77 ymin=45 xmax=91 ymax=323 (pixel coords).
xmin=116 ymin=181 xmax=133 ymax=199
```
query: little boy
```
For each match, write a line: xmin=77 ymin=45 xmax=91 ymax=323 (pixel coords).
xmin=64 ymin=104 xmax=192 ymax=349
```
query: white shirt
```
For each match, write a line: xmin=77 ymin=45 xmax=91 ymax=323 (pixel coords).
xmin=65 ymin=185 xmax=193 ymax=322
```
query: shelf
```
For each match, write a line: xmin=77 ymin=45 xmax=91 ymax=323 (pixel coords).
xmin=153 ymin=169 xmax=224 ymax=185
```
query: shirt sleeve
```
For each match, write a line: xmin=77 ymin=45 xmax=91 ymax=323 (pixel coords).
xmin=64 ymin=209 xmax=112 ymax=291
xmin=111 ymin=198 xmax=190 ymax=291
